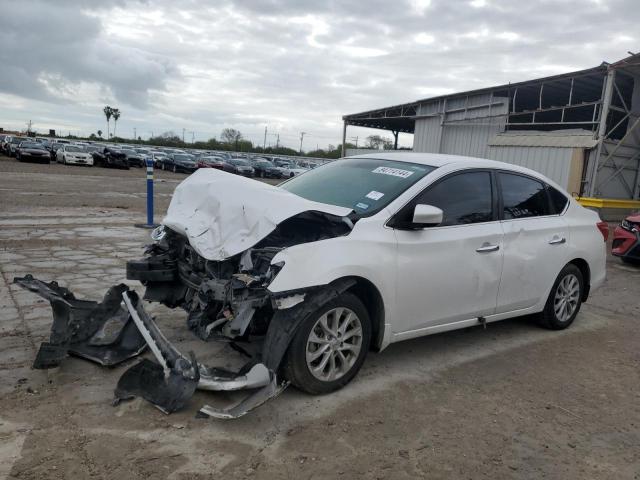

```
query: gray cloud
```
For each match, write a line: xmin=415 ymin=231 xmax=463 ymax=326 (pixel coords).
xmin=0 ymin=0 xmax=176 ymax=108
xmin=0 ymin=0 xmax=637 ymax=148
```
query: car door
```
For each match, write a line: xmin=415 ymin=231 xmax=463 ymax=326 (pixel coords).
xmin=392 ymin=170 xmax=504 ymax=334
xmin=495 ymin=172 xmax=570 ymax=313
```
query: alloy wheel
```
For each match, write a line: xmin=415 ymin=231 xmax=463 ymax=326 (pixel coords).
xmin=554 ymin=273 xmax=580 ymax=322
xmin=306 ymin=307 xmax=363 ymax=382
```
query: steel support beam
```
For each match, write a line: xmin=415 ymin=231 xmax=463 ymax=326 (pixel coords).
xmin=588 ymin=69 xmax=616 ymax=196
xmin=341 ymin=121 xmax=347 ymax=158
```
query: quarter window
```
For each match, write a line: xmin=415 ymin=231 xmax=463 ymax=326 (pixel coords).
xmin=499 ymin=173 xmax=550 ymax=219
xmin=410 ymin=171 xmax=494 ymax=226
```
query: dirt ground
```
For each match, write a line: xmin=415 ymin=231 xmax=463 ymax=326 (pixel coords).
xmin=0 ymin=155 xmax=639 ymax=480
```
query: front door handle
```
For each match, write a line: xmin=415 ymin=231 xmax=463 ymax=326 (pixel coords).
xmin=476 ymin=243 xmax=500 ymax=253
xmin=549 ymin=236 xmax=566 ymax=245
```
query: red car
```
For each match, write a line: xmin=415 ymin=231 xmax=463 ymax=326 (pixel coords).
xmin=197 ymin=156 xmax=226 ymax=170
xmin=612 ymin=212 xmax=640 ymax=264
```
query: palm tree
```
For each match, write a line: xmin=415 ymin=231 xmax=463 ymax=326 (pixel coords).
xmin=112 ymin=108 xmax=121 ymax=138
xmin=103 ymin=106 xmax=112 ymax=140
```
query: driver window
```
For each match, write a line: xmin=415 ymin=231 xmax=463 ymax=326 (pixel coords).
xmin=414 ymin=171 xmax=494 ymax=226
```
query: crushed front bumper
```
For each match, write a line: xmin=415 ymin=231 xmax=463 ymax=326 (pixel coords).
xmin=612 ymin=226 xmax=640 ymax=261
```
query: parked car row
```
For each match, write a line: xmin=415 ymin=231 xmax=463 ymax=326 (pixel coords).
xmin=0 ymin=135 xmax=322 ymax=179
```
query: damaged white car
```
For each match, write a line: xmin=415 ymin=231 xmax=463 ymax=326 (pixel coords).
xmin=15 ymin=152 xmax=607 ymax=418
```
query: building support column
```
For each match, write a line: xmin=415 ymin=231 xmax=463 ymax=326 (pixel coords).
xmin=341 ymin=121 xmax=347 ymax=158
xmin=588 ymin=69 xmax=616 ymax=197
xmin=392 ymin=130 xmax=399 ymax=150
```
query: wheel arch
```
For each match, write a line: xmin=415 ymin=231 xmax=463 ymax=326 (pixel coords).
xmin=567 ymin=258 xmax=591 ymax=301
xmin=330 ymin=276 xmax=386 ymax=352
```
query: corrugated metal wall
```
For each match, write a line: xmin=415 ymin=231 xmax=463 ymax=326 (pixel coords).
xmin=486 ymin=146 xmax=574 ymax=188
xmin=413 ymin=116 xmax=441 ymax=153
xmin=411 ymin=92 xmax=581 ymax=190
xmin=413 ymin=93 xmax=507 ymax=157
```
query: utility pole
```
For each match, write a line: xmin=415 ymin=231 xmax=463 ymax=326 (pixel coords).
xmin=182 ymin=128 xmax=185 ymax=143
xmin=299 ymin=132 xmax=306 ymax=154
xmin=133 ymin=127 xmax=137 ymax=139
xmin=191 ymin=131 xmax=195 ymax=144
xmin=276 ymin=134 xmax=280 ymax=148
xmin=263 ymin=126 xmax=267 ymax=149
xmin=351 ymin=136 xmax=359 ymax=148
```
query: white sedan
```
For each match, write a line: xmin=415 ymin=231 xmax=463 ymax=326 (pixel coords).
xmin=15 ymin=152 xmax=609 ymax=418
xmin=277 ymin=163 xmax=308 ymax=178
xmin=113 ymin=152 xmax=606 ymax=416
xmin=56 ymin=144 xmax=94 ymax=165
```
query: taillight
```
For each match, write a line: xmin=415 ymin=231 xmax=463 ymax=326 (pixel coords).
xmin=596 ymin=221 xmax=609 ymax=242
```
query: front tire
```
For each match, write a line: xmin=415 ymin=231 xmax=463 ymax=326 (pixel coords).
xmin=172 ymin=164 xmax=177 ymax=173
xmin=283 ymin=292 xmax=371 ymax=394
xmin=539 ymin=264 xmax=584 ymax=330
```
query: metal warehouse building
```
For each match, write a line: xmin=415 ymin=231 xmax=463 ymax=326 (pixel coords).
xmin=342 ymin=53 xmax=640 ymax=203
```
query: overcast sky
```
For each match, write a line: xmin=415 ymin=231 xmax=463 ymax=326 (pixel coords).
xmin=0 ymin=0 xmax=637 ymax=150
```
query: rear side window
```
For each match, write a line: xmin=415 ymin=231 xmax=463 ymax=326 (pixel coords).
xmin=411 ymin=171 xmax=494 ymax=226
xmin=499 ymin=173 xmax=550 ymax=219
xmin=547 ymin=186 xmax=569 ymax=214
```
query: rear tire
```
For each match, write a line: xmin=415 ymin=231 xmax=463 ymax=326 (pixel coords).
xmin=283 ymin=292 xmax=371 ymax=395
xmin=539 ymin=264 xmax=584 ymax=330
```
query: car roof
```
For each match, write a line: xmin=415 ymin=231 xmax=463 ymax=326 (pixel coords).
xmin=347 ymin=151 xmax=553 ymax=182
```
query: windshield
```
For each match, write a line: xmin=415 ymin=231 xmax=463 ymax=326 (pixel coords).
xmin=66 ymin=146 xmax=85 ymax=153
xmin=21 ymin=143 xmax=45 ymax=149
xmin=174 ymin=154 xmax=194 ymax=162
xmin=230 ymin=159 xmax=249 ymax=166
xmin=280 ymin=158 xmax=435 ymax=215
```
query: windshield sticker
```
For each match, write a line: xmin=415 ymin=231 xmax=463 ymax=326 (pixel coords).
xmin=356 ymin=202 xmax=369 ymax=210
xmin=372 ymin=166 xmax=414 ymax=178
xmin=365 ymin=190 xmax=385 ymax=201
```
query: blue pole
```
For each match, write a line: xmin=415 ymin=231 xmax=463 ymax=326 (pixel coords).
xmin=146 ymin=158 xmax=154 ymax=226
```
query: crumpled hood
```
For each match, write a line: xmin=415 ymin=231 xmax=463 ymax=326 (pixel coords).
xmin=163 ymin=169 xmax=352 ymax=261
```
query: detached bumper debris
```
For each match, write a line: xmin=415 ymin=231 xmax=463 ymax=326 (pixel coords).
xmin=13 ymin=275 xmax=147 ymax=369
xmin=14 ymin=276 xmax=289 ymax=418
xmin=115 ymin=291 xmax=288 ymax=417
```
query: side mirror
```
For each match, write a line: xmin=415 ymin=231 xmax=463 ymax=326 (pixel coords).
xmin=412 ymin=204 xmax=443 ymax=228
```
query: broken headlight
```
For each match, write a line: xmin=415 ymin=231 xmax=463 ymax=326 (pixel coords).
xmin=621 ymin=219 xmax=638 ymax=232
xmin=265 ymin=261 xmax=285 ymax=284
xmin=151 ymin=224 xmax=167 ymax=242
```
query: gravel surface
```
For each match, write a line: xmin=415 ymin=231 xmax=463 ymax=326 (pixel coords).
xmin=0 ymin=154 xmax=639 ymax=479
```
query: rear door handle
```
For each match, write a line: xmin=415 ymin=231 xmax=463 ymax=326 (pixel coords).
xmin=476 ymin=243 xmax=500 ymax=253
xmin=549 ymin=236 xmax=566 ymax=245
